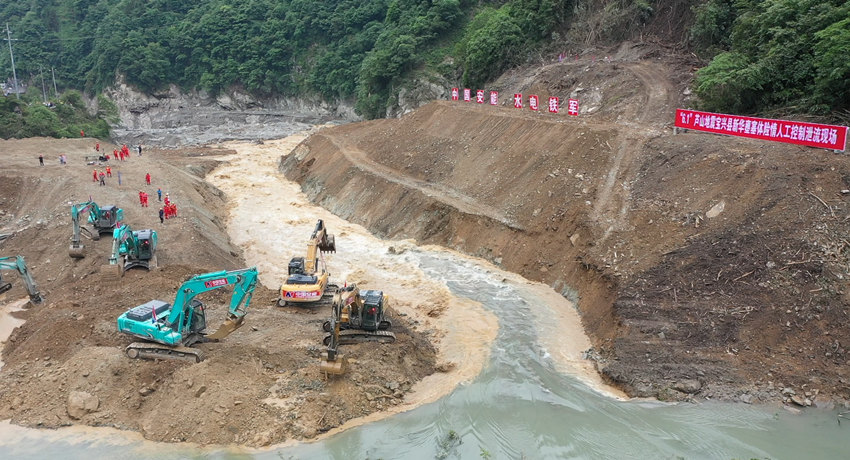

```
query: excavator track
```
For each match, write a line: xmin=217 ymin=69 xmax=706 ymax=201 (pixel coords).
xmin=125 ymin=342 xmax=204 ymax=363
xmin=323 ymin=330 xmax=396 ymax=346
xmin=322 ymin=319 xmax=392 ymax=333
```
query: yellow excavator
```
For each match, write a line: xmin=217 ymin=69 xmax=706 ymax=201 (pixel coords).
xmin=319 ymin=284 xmax=396 ymax=376
xmin=322 ymin=283 xmax=395 ymax=344
xmin=277 ymin=219 xmax=337 ymax=307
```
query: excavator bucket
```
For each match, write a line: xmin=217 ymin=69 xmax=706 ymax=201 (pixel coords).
xmin=100 ymin=263 xmax=123 ymax=280
xmin=319 ymin=234 xmax=336 ymax=253
xmin=206 ymin=316 xmax=245 ymax=340
xmin=69 ymin=244 xmax=86 ymax=259
xmin=320 ymin=353 xmax=347 ymax=376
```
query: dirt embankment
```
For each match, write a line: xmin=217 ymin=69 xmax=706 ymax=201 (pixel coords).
xmin=281 ymin=50 xmax=850 ymax=407
xmin=0 ymin=138 xmax=437 ymax=446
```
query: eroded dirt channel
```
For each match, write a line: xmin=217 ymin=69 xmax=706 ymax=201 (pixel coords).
xmin=1 ymin=131 xmax=848 ymax=459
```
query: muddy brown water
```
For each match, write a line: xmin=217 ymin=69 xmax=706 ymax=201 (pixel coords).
xmin=1 ymin=131 xmax=848 ymax=459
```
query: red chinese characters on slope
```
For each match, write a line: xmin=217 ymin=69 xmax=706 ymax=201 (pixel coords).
xmin=463 ymin=91 xmax=570 ymax=115
xmin=676 ymin=109 xmax=848 ymax=151
xmin=567 ymin=98 xmax=579 ymax=116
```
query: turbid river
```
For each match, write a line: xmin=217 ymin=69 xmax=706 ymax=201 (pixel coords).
xmin=1 ymin=131 xmax=848 ymax=459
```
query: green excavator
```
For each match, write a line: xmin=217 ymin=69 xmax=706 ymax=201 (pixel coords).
xmin=107 ymin=223 xmax=158 ymax=275
xmin=116 ymin=267 xmax=258 ymax=362
xmin=69 ymin=200 xmax=124 ymax=258
xmin=0 ymin=256 xmax=43 ymax=305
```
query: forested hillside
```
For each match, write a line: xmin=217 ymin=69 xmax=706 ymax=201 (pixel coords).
xmin=1 ymin=0 xmax=848 ymax=128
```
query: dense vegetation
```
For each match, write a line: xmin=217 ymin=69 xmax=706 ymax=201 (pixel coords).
xmin=691 ymin=0 xmax=850 ymax=116
xmin=0 ymin=0 xmax=569 ymax=121
xmin=0 ymin=0 xmax=847 ymax=138
xmin=0 ymin=91 xmax=113 ymax=139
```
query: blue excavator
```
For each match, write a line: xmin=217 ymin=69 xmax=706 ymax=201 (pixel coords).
xmin=117 ymin=267 xmax=258 ymax=362
xmin=0 ymin=256 xmax=43 ymax=305
xmin=107 ymin=223 xmax=158 ymax=275
xmin=69 ymin=200 xmax=124 ymax=258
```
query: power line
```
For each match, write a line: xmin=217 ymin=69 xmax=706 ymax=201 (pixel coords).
xmin=5 ymin=22 xmax=19 ymax=99
xmin=4 ymin=35 xmax=99 ymax=42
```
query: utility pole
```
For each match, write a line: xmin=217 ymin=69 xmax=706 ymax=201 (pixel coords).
xmin=51 ymin=67 xmax=57 ymax=97
xmin=39 ymin=66 xmax=47 ymax=103
xmin=5 ymin=23 xmax=19 ymax=99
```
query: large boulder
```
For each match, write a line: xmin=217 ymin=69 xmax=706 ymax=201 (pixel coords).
xmin=67 ymin=391 xmax=99 ymax=420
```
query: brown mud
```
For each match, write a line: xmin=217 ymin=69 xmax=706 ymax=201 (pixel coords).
xmin=280 ymin=48 xmax=850 ymax=407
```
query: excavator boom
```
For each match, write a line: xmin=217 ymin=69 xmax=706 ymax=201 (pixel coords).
xmin=0 ymin=256 xmax=43 ymax=305
xmin=69 ymin=200 xmax=124 ymax=258
xmin=117 ymin=267 xmax=258 ymax=362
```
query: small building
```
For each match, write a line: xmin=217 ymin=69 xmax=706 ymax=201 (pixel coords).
xmin=3 ymin=78 xmax=26 ymax=96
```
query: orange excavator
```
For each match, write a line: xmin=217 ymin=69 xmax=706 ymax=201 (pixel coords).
xmin=277 ymin=219 xmax=337 ymax=307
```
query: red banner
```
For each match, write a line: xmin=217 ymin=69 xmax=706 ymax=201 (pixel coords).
xmin=568 ymin=98 xmax=579 ymax=116
xmin=675 ymin=109 xmax=848 ymax=151
xmin=529 ymin=95 xmax=539 ymax=111
xmin=476 ymin=90 xmax=485 ymax=104
xmin=514 ymin=93 xmax=522 ymax=109
xmin=451 ymin=88 xmax=459 ymax=101
xmin=548 ymin=97 xmax=559 ymax=113
xmin=463 ymin=89 xmax=471 ymax=102
xmin=490 ymin=91 xmax=499 ymax=105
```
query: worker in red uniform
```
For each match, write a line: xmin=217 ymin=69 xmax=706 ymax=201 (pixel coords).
xmin=95 ymin=142 xmax=100 ymax=152
xmin=106 ymin=166 xmax=112 ymax=178
xmin=145 ymin=173 xmax=151 ymax=185
xmin=92 ymin=169 xmax=98 ymax=182
xmin=164 ymin=194 xmax=170 ymax=206
xmin=80 ymin=129 xmax=85 ymax=137
xmin=139 ymin=191 xmax=144 ymax=206
xmin=142 ymin=192 xmax=149 ymax=207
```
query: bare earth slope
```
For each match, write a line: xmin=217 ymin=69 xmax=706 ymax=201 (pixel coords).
xmin=0 ymin=139 xmax=436 ymax=445
xmin=282 ymin=50 xmax=850 ymax=407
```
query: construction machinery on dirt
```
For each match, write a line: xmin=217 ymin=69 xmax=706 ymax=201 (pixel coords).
xmin=320 ymin=300 xmax=347 ymax=376
xmin=69 ymin=200 xmax=124 ymax=258
xmin=107 ymin=223 xmax=158 ymax=274
xmin=322 ymin=284 xmax=395 ymax=345
xmin=0 ymin=256 xmax=43 ymax=305
xmin=116 ymin=267 xmax=258 ymax=362
xmin=278 ymin=219 xmax=338 ymax=307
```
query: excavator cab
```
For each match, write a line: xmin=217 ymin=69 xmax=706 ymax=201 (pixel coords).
xmin=360 ymin=290 xmax=385 ymax=331
xmin=135 ymin=230 xmax=156 ymax=260
xmin=288 ymin=257 xmax=306 ymax=275
xmin=93 ymin=205 xmax=122 ymax=235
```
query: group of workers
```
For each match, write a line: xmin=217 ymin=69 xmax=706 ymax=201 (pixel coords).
xmin=84 ymin=140 xmax=177 ymax=224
